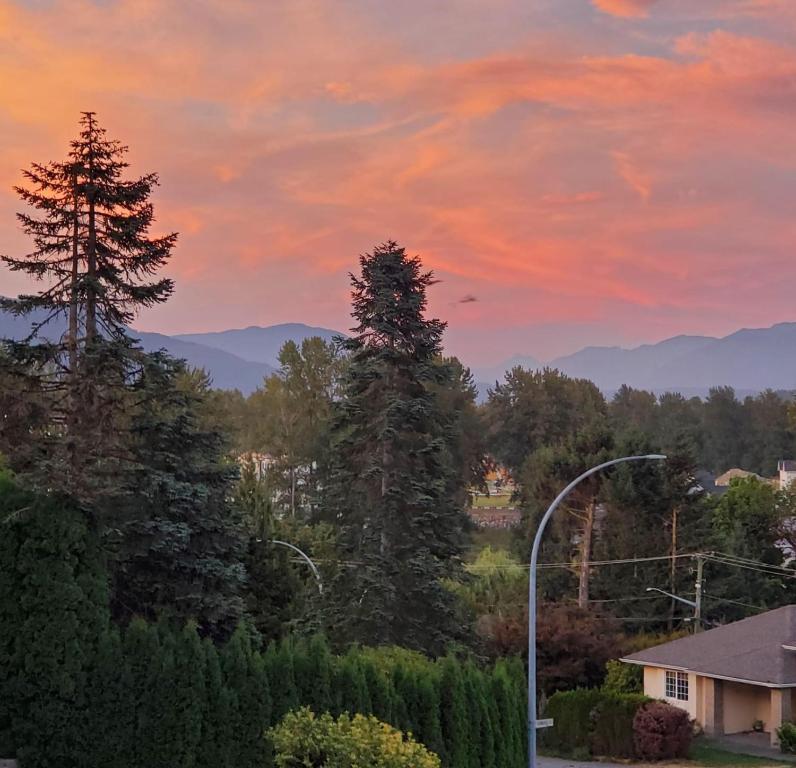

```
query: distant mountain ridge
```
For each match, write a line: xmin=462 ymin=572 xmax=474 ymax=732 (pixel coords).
xmin=0 ymin=307 xmax=342 ymax=395
xmin=175 ymin=323 xmax=341 ymax=365
xmin=477 ymin=323 xmax=796 ymax=397
xmin=5 ymin=307 xmax=796 ymax=397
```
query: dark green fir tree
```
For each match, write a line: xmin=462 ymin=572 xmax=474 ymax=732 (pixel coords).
xmin=0 ymin=111 xmax=176 ymax=502
xmin=321 ymin=241 xmax=468 ymax=654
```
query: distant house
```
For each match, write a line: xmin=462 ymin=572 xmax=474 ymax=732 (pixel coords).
xmin=622 ymin=605 xmax=796 ymax=746
xmin=692 ymin=470 xmax=728 ymax=497
xmin=714 ymin=468 xmax=767 ymax=487
xmin=238 ymin=452 xmax=276 ymax=480
xmin=779 ymin=461 xmax=796 ymax=491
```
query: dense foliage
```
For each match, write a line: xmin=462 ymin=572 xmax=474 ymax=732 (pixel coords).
xmin=320 ymin=241 xmax=470 ymax=655
xmin=270 ymin=708 xmax=441 ymax=768
xmin=541 ymin=689 xmax=691 ymax=762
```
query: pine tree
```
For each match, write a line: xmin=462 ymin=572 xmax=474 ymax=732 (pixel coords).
xmin=322 ymin=241 xmax=468 ymax=654
xmin=110 ymin=360 xmax=247 ymax=638
xmin=0 ymin=112 xmax=176 ymax=501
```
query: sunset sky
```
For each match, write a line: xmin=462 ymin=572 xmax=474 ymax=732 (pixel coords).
xmin=2 ymin=0 xmax=796 ymax=365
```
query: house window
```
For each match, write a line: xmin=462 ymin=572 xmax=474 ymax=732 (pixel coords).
xmin=665 ymin=670 xmax=689 ymax=701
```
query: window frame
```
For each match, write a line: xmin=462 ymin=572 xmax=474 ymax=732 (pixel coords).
xmin=665 ymin=670 xmax=689 ymax=701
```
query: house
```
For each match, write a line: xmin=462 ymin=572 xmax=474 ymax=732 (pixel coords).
xmin=714 ymin=468 xmax=766 ymax=487
xmin=779 ymin=461 xmax=796 ymax=491
xmin=621 ymin=605 xmax=796 ymax=746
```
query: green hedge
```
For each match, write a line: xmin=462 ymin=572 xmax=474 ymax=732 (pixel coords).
xmin=0 ymin=478 xmax=527 ymax=768
xmin=541 ymin=689 xmax=650 ymax=760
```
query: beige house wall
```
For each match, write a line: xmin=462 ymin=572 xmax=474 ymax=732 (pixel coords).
xmin=722 ymin=681 xmax=770 ymax=734
xmin=642 ymin=666 xmax=774 ymax=735
xmin=643 ymin=667 xmax=699 ymax=720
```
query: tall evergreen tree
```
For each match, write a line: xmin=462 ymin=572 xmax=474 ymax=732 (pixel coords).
xmin=109 ymin=360 xmax=247 ymax=638
xmin=0 ymin=111 xmax=177 ymax=501
xmin=322 ymin=241 xmax=468 ymax=654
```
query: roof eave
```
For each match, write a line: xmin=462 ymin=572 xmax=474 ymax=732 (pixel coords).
xmin=619 ymin=658 xmax=796 ymax=688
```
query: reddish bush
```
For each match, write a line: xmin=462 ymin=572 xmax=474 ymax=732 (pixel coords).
xmin=632 ymin=701 xmax=692 ymax=761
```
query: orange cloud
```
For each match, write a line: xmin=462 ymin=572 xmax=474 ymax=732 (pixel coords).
xmin=2 ymin=0 xmax=796 ymax=362
xmin=592 ymin=0 xmax=659 ymax=17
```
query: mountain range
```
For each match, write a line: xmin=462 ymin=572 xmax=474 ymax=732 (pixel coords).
xmin=473 ymin=323 xmax=796 ymax=397
xmin=3 ymin=307 xmax=796 ymax=398
xmin=0 ymin=308 xmax=341 ymax=394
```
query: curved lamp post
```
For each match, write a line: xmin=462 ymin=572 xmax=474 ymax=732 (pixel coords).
xmin=271 ymin=539 xmax=324 ymax=595
xmin=527 ymin=454 xmax=666 ymax=768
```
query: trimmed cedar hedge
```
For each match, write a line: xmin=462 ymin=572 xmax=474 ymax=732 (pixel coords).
xmin=0 ymin=488 xmax=527 ymax=768
xmin=542 ymin=689 xmax=690 ymax=761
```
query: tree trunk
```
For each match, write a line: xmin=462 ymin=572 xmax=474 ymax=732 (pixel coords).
xmin=85 ymin=114 xmax=97 ymax=342
xmin=68 ymin=171 xmax=79 ymax=371
xmin=577 ymin=500 xmax=596 ymax=609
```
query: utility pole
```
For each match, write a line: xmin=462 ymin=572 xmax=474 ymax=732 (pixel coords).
xmin=528 ymin=454 xmax=667 ymax=768
xmin=694 ymin=555 xmax=704 ymax=633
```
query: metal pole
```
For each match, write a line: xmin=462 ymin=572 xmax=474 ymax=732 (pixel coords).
xmin=694 ymin=555 xmax=704 ymax=633
xmin=270 ymin=539 xmax=324 ymax=594
xmin=645 ymin=586 xmax=697 ymax=609
xmin=527 ymin=454 xmax=666 ymax=768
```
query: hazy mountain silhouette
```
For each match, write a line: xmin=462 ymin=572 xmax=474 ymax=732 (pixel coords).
xmin=175 ymin=323 xmax=341 ymax=366
xmin=6 ymin=307 xmax=796 ymax=397
xmin=0 ymin=308 xmax=278 ymax=394
xmin=480 ymin=323 xmax=796 ymax=396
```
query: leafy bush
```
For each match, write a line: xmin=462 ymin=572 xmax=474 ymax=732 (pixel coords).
xmin=590 ymin=693 xmax=649 ymax=759
xmin=778 ymin=722 xmax=796 ymax=754
xmin=542 ymin=689 xmax=650 ymax=760
xmin=633 ymin=701 xmax=692 ymax=761
xmin=602 ymin=659 xmax=642 ymax=694
xmin=542 ymin=689 xmax=604 ymax=755
xmin=269 ymin=707 xmax=441 ymax=768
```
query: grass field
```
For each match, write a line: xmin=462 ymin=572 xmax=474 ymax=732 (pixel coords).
xmin=471 ymin=493 xmax=515 ymax=508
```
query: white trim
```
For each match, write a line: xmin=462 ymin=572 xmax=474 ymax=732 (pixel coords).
xmin=619 ymin=658 xmax=796 ymax=688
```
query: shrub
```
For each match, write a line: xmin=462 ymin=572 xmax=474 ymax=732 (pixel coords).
xmin=542 ymin=689 xmax=604 ymax=755
xmin=590 ymin=693 xmax=649 ymax=759
xmin=778 ymin=722 xmax=796 ymax=754
xmin=602 ymin=659 xmax=642 ymax=694
xmin=269 ymin=707 xmax=441 ymax=768
xmin=633 ymin=701 xmax=692 ymax=761
xmin=543 ymin=689 xmax=650 ymax=760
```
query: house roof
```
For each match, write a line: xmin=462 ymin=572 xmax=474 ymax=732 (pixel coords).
xmin=622 ymin=605 xmax=796 ymax=687
xmin=779 ymin=460 xmax=796 ymax=472
xmin=714 ymin=468 xmax=764 ymax=486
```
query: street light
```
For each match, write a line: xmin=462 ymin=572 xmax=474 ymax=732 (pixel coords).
xmin=527 ymin=454 xmax=666 ymax=768
xmin=269 ymin=539 xmax=324 ymax=595
xmin=645 ymin=586 xmax=696 ymax=609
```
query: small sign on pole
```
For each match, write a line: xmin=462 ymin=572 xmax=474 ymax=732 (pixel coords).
xmin=535 ymin=718 xmax=554 ymax=729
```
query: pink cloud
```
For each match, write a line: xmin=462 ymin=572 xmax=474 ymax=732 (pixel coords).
xmin=1 ymin=0 xmax=796 ymax=361
xmin=592 ymin=0 xmax=660 ymax=18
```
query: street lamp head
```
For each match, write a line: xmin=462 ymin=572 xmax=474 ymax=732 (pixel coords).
xmin=645 ymin=454 xmax=667 ymax=460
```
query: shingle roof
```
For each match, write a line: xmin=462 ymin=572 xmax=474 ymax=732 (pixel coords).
xmin=779 ymin=460 xmax=796 ymax=472
xmin=622 ymin=605 xmax=796 ymax=686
